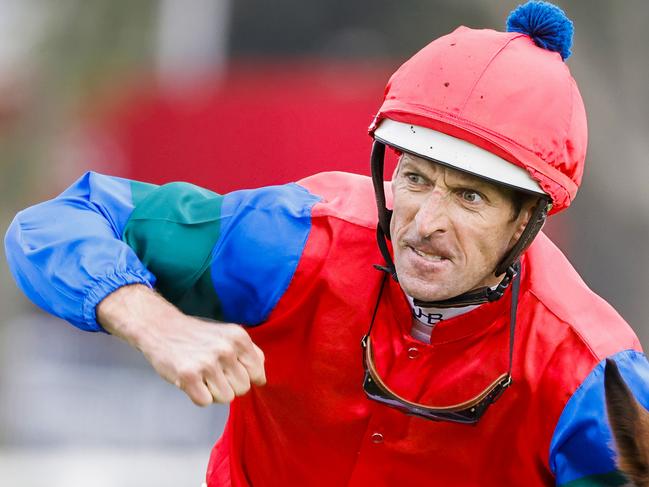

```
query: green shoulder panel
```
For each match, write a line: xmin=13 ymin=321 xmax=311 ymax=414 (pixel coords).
xmin=559 ymin=471 xmax=628 ymax=487
xmin=123 ymin=181 xmax=223 ymax=319
xmin=130 ymin=180 xmax=159 ymax=206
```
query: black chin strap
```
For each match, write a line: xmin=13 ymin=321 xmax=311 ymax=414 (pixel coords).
xmin=371 ymin=141 xmax=393 ymax=241
xmin=414 ymin=263 xmax=518 ymax=308
xmin=371 ymin=140 xmax=399 ymax=281
xmin=494 ymin=198 xmax=550 ymax=277
xmin=370 ymin=140 xmax=551 ymax=307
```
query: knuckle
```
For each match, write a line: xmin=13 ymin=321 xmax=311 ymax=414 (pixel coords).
xmin=220 ymin=388 xmax=236 ymax=403
xmin=233 ymin=382 xmax=251 ymax=397
xmin=239 ymin=373 xmax=252 ymax=392
xmin=230 ymin=326 xmax=251 ymax=345
xmin=251 ymin=343 xmax=265 ymax=361
xmin=254 ymin=371 xmax=267 ymax=386
xmin=196 ymin=359 xmax=216 ymax=375
xmin=208 ymin=381 xmax=235 ymax=404
xmin=230 ymin=324 xmax=247 ymax=337
xmin=177 ymin=366 xmax=199 ymax=384
xmin=218 ymin=346 xmax=237 ymax=363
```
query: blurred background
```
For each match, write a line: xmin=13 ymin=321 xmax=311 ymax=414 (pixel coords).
xmin=1 ymin=0 xmax=647 ymax=485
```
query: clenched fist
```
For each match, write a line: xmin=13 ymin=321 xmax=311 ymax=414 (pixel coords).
xmin=97 ymin=284 xmax=266 ymax=406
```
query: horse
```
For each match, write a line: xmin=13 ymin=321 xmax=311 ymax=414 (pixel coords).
xmin=605 ymin=358 xmax=649 ymax=486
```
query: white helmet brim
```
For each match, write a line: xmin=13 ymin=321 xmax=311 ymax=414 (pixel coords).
xmin=374 ymin=119 xmax=547 ymax=196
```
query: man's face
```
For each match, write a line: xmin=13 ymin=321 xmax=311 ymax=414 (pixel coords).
xmin=390 ymin=153 xmax=533 ymax=302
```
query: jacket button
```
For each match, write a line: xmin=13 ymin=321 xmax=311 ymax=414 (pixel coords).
xmin=371 ymin=432 xmax=384 ymax=444
xmin=407 ymin=347 xmax=419 ymax=359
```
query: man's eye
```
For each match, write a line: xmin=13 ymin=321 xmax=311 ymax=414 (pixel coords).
xmin=405 ymin=173 xmax=425 ymax=185
xmin=460 ymin=190 xmax=483 ymax=203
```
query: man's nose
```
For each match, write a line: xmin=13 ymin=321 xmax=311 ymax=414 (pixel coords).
xmin=414 ymin=191 xmax=450 ymax=238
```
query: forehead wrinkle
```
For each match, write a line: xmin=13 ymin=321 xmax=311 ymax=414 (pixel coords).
xmin=401 ymin=153 xmax=490 ymax=190
xmin=399 ymin=153 xmax=443 ymax=178
xmin=443 ymin=166 xmax=492 ymax=190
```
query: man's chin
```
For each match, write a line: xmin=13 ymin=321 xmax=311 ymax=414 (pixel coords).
xmin=397 ymin=273 xmax=461 ymax=303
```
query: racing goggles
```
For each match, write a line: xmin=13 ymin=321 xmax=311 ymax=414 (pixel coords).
xmin=360 ymin=264 xmax=520 ymax=424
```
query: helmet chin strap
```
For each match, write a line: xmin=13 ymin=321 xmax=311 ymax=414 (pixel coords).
xmin=370 ymin=140 xmax=551 ymax=308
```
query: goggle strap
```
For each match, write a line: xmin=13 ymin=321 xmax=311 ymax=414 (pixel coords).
xmin=367 ymin=271 xmax=389 ymax=338
xmin=507 ymin=265 xmax=521 ymax=379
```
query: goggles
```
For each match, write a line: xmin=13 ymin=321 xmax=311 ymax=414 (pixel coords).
xmin=361 ymin=264 xmax=520 ymax=424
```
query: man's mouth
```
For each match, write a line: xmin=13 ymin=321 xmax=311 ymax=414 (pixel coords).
xmin=409 ymin=246 xmax=450 ymax=263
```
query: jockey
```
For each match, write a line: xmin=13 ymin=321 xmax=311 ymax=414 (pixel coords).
xmin=5 ymin=2 xmax=649 ymax=486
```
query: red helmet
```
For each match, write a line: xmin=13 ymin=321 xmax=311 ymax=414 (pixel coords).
xmin=369 ymin=1 xmax=585 ymax=305
xmin=370 ymin=1 xmax=586 ymax=214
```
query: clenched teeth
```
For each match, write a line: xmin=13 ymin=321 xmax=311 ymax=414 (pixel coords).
xmin=411 ymin=247 xmax=446 ymax=262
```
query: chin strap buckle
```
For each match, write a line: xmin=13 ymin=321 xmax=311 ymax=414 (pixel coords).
xmin=486 ymin=263 xmax=519 ymax=302
xmin=373 ymin=263 xmax=398 ymax=281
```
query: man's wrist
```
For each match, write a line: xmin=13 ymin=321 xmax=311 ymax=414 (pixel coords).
xmin=96 ymin=284 xmax=180 ymax=349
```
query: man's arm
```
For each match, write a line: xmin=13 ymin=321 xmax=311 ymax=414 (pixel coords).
xmin=97 ymin=284 xmax=265 ymax=406
xmin=5 ymin=171 xmax=318 ymax=404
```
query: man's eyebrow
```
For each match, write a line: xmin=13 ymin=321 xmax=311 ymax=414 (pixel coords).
xmin=447 ymin=170 xmax=498 ymax=192
xmin=452 ymin=174 xmax=490 ymax=189
xmin=400 ymin=156 xmax=433 ymax=173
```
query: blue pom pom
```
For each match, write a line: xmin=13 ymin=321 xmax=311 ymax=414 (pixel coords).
xmin=506 ymin=1 xmax=574 ymax=60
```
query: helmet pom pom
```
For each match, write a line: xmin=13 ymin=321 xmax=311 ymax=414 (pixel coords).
xmin=506 ymin=1 xmax=574 ymax=61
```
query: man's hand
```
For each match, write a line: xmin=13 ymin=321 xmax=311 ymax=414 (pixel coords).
xmin=96 ymin=284 xmax=266 ymax=406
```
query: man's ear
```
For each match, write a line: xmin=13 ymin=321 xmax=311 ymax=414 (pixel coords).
xmin=511 ymin=199 xmax=537 ymax=243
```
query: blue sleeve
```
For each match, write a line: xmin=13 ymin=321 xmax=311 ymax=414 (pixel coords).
xmin=549 ymin=350 xmax=649 ymax=486
xmin=208 ymin=184 xmax=321 ymax=325
xmin=4 ymin=172 xmax=157 ymax=332
xmin=5 ymin=171 xmax=322 ymax=332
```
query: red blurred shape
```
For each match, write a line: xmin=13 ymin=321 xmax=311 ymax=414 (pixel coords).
xmin=102 ymin=60 xmax=396 ymax=193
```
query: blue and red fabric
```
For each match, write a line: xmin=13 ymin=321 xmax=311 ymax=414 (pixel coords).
xmin=5 ymin=170 xmax=648 ymax=486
